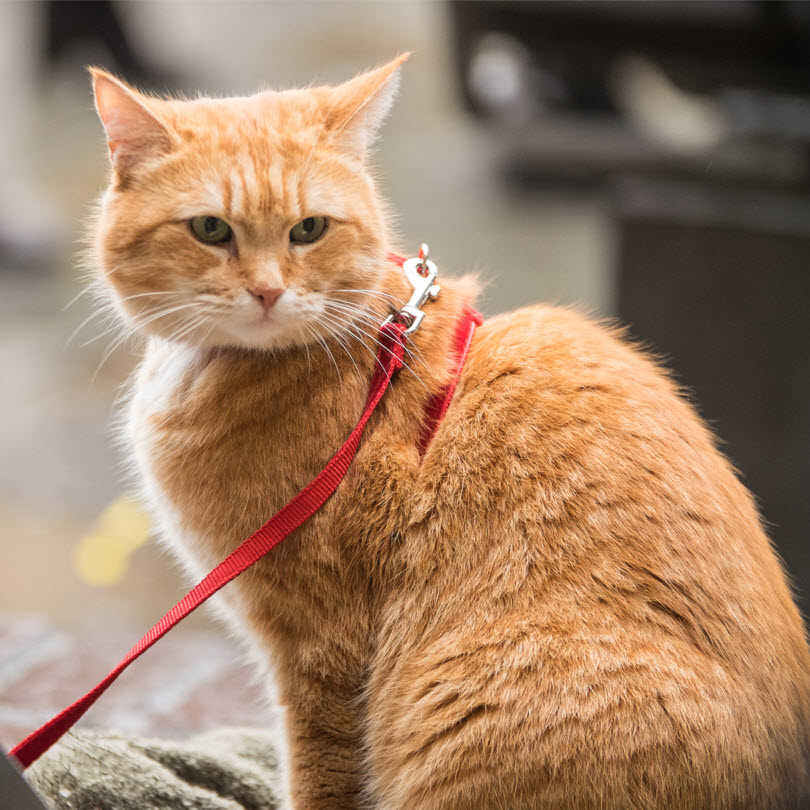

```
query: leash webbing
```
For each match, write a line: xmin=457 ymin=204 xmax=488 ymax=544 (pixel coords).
xmin=11 ymin=322 xmax=408 ymax=769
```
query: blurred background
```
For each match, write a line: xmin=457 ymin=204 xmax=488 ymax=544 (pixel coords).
xmin=1 ymin=0 xmax=809 ymax=750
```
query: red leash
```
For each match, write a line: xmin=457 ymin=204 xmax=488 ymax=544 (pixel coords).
xmin=11 ymin=251 xmax=481 ymax=769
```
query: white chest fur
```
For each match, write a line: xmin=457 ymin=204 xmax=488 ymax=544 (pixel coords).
xmin=126 ymin=341 xmax=213 ymax=578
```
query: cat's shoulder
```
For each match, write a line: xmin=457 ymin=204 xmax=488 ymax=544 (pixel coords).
xmin=455 ymin=303 xmax=690 ymax=439
xmin=467 ymin=304 xmax=666 ymax=388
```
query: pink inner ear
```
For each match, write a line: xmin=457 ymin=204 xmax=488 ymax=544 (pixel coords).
xmin=325 ymin=54 xmax=408 ymax=160
xmin=93 ymin=73 xmax=172 ymax=173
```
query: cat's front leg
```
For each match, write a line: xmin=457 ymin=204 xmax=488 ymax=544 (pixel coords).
xmin=278 ymin=658 xmax=370 ymax=810
xmin=284 ymin=707 xmax=366 ymax=810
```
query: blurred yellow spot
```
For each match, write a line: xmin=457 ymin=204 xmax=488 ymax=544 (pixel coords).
xmin=72 ymin=497 xmax=152 ymax=587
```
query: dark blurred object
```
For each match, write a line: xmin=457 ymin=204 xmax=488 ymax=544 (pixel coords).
xmin=42 ymin=1 xmax=175 ymax=90
xmin=450 ymin=1 xmax=810 ymax=612
xmin=0 ymin=748 xmax=47 ymax=810
xmin=449 ymin=0 xmax=810 ymax=187
xmin=451 ymin=0 xmax=810 ymax=115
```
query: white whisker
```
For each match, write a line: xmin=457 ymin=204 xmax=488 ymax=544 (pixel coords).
xmin=118 ymin=290 xmax=184 ymax=304
xmin=90 ymin=301 xmax=212 ymax=380
xmin=133 ymin=301 xmax=208 ymax=330
xmin=298 ymin=324 xmax=316 ymax=373
xmin=91 ymin=327 xmax=134 ymax=382
xmin=324 ymin=306 xmax=428 ymax=391
xmin=330 ymin=288 xmax=404 ymax=306
xmin=67 ymin=305 xmax=118 ymax=348
xmin=166 ymin=311 xmax=213 ymax=345
xmin=327 ymin=299 xmax=389 ymax=329
xmin=325 ymin=300 xmax=429 ymax=371
xmin=70 ymin=291 xmax=186 ymax=347
xmin=62 ymin=285 xmax=93 ymax=311
xmin=315 ymin=331 xmax=341 ymax=382
xmin=78 ymin=317 xmax=126 ymax=349
xmin=79 ymin=300 xmax=200 ymax=349
xmin=318 ymin=318 xmax=363 ymax=384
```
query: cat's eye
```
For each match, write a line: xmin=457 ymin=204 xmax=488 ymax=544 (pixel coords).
xmin=190 ymin=216 xmax=232 ymax=245
xmin=289 ymin=216 xmax=328 ymax=245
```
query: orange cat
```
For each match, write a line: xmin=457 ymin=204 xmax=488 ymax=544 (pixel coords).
xmin=89 ymin=56 xmax=810 ymax=809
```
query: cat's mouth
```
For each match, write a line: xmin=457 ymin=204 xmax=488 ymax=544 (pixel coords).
xmin=216 ymin=287 xmax=329 ymax=350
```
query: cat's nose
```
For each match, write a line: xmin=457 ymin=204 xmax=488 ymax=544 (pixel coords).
xmin=248 ymin=285 xmax=284 ymax=311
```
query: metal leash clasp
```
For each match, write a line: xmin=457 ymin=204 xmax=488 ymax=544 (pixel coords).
xmin=382 ymin=243 xmax=441 ymax=335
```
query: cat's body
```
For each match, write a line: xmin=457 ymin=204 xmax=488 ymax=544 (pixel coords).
xmin=90 ymin=58 xmax=810 ymax=808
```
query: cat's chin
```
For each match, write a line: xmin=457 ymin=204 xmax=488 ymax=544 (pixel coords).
xmin=218 ymin=311 xmax=325 ymax=353
xmin=216 ymin=326 xmax=313 ymax=353
xmin=152 ymin=329 xmax=309 ymax=356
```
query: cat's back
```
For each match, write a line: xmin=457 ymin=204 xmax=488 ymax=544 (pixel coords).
xmin=371 ymin=304 xmax=810 ymax=809
xmin=445 ymin=303 xmax=800 ymax=599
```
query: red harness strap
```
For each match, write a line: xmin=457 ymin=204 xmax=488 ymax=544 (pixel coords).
xmin=385 ymin=250 xmax=483 ymax=453
xmin=11 ymin=291 xmax=481 ymax=770
xmin=418 ymin=305 xmax=484 ymax=454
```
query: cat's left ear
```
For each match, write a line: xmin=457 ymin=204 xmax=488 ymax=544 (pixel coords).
xmin=324 ymin=53 xmax=410 ymax=160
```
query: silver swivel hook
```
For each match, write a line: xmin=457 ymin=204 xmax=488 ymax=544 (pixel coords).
xmin=382 ymin=242 xmax=441 ymax=335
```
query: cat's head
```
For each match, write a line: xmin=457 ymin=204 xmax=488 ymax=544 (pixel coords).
xmin=89 ymin=56 xmax=407 ymax=351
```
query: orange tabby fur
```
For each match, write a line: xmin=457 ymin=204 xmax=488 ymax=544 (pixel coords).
xmin=89 ymin=58 xmax=810 ymax=809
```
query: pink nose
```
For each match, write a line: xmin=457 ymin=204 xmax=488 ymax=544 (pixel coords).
xmin=248 ymin=285 xmax=284 ymax=311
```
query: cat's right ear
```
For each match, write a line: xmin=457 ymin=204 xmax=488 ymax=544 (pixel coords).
xmin=322 ymin=54 xmax=410 ymax=162
xmin=89 ymin=68 xmax=173 ymax=176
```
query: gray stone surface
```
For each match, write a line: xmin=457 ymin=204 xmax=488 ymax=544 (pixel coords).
xmin=27 ymin=727 xmax=284 ymax=810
